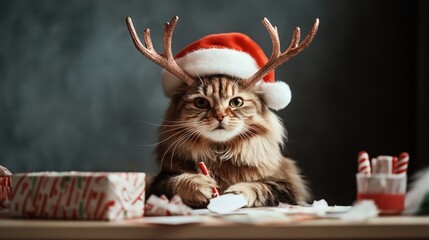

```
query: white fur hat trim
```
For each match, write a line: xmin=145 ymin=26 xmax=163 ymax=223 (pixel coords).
xmin=162 ymin=48 xmax=259 ymax=96
xmin=161 ymin=48 xmax=292 ymax=110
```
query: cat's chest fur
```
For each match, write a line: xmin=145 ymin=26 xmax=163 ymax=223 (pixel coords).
xmin=187 ymin=135 xmax=284 ymax=189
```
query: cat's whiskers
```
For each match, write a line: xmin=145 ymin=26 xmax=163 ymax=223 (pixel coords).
xmin=138 ymin=120 xmax=164 ymax=126
xmin=189 ymin=126 xmax=203 ymax=149
xmin=160 ymin=130 xmax=188 ymax=169
xmin=161 ymin=125 xmax=205 ymax=169
xmin=140 ymin=126 xmax=191 ymax=147
xmin=159 ymin=127 xmax=197 ymax=167
xmin=158 ymin=124 xmax=195 ymax=136
xmin=160 ymin=123 xmax=196 ymax=128
xmin=169 ymin=130 xmax=195 ymax=171
xmin=139 ymin=119 xmax=196 ymax=128
xmin=160 ymin=122 xmax=197 ymax=127
xmin=163 ymin=119 xmax=199 ymax=123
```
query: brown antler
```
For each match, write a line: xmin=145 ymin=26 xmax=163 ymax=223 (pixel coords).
xmin=242 ymin=18 xmax=319 ymax=89
xmin=126 ymin=16 xmax=195 ymax=86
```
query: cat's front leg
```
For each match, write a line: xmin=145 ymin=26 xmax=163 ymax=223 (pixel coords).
xmin=169 ymin=173 xmax=218 ymax=208
xmin=149 ymin=171 xmax=218 ymax=208
xmin=224 ymin=180 xmax=297 ymax=207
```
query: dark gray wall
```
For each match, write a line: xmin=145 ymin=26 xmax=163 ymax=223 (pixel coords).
xmin=1 ymin=0 xmax=426 ymax=205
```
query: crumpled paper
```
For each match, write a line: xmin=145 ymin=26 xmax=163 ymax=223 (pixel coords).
xmin=278 ymin=199 xmax=350 ymax=217
xmin=341 ymin=200 xmax=379 ymax=222
xmin=144 ymin=195 xmax=193 ymax=216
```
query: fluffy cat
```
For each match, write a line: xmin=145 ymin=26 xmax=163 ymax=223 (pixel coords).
xmin=147 ymin=75 xmax=309 ymax=208
xmin=125 ymin=15 xmax=319 ymax=208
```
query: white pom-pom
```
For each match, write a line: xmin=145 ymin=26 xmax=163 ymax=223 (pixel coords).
xmin=259 ymin=81 xmax=292 ymax=110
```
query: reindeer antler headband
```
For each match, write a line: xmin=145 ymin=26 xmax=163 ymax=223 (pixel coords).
xmin=126 ymin=16 xmax=319 ymax=110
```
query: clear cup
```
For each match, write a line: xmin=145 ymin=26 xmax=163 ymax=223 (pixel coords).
xmin=356 ymin=173 xmax=407 ymax=215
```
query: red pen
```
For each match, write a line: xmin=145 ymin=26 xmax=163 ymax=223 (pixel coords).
xmin=198 ymin=161 xmax=219 ymax=198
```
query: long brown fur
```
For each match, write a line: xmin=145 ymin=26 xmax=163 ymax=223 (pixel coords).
xmin=148 ymin=75 xmax=309 ymax=208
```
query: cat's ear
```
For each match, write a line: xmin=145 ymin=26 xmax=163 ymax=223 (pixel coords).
xmin=161 ymin=70 xmax=186 ymax=97
xmin=257 ymin=81 xmax=292 ymax=111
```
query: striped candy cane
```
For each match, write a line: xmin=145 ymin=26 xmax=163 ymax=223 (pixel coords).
xmin=358 ymin=151 xmax=371 ymax=175
xmin=392 ymin=156 xmax=398 ymax=174
xmin=396 ymin=152 xmax=409 ymax=174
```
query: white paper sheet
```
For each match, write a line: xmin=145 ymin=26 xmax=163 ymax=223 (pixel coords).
xmin=207 ymin=193 xmax=247 ymax=214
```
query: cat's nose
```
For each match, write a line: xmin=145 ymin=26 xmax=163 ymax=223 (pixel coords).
xmin=215 ymin=113 xmax=225 ymax=122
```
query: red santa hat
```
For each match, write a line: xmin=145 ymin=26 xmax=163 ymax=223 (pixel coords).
xmin=161 ymin=32 xmax=292 ymax=110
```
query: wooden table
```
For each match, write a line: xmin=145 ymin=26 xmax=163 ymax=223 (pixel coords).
xmin=1 ymin=216 xmax=429 ymax=239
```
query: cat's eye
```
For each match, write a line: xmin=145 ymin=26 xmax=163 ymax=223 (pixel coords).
xmin=194 ymin=97 xmax=210 ymax=109
xmin=229 ymin=97 xmax=244 ymax=108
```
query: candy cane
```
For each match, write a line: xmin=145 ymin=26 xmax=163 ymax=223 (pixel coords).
xmin=392 ymin=156 xmax=398 ymax=174
xmin=358 ymin=151 xmax=371 ymax=175
xmin=396 ymin=152 xmax=409 ymax=174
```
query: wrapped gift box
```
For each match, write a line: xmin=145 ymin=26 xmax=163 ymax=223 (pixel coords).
xmin=10 ymin=172 xmax=146 ymax=220
xmin=0 ymin=165 xmax=12 ymax=210
xmin=0 ymin=176 xmax=12 ymax=209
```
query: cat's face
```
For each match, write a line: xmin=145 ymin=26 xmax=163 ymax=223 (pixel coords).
xmin=172 ymin=75 xmax=266 ymax=143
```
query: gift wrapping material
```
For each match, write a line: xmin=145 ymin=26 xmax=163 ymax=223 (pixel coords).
xmin=10 ymin=172 xmax=146 ymax=220
xmin=0 ymin=165 xmax=12 ymax=209
xmin=0 ymin=166 xmax=12 ymax=176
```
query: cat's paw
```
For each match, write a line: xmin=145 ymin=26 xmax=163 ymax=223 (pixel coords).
xmin=172 ymin=173 xmax=218 ymax=208
xmin=224 ymin=182 xmax=259 ymax=207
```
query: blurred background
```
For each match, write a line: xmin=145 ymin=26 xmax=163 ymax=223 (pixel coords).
xmin=1 ymin=0 xmax=428 ymax=205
